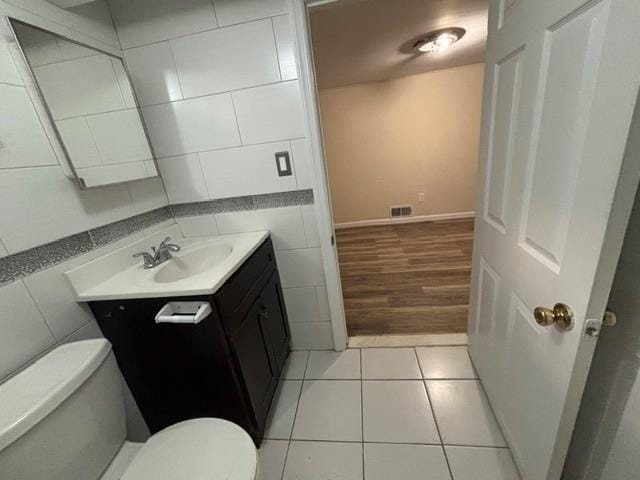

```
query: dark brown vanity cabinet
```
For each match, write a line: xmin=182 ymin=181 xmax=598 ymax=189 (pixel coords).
xmin=89 ymin=237 xmax=290 ymax=446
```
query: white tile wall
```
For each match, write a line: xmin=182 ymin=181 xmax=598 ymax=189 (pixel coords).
xmin=108 ymin=0 xmax=219 ymax=49
xmin=283 ymin=287 xmax=319 ymax=323
xmin=291 ymin=138 xmax=314 ymax=189
xmin=0 ymin=166 xmax=136 ymax=252
xmin=216 ymin=207 xmax=306 ymax=250
xmin=272 ymin=15 xmax=297 ymax=81
xmin=199 ymin=142 xmax=297 ymax=199
xmin=157 ymin=154 xmax=208 ymax=204
xmin=60 ymin=320 xmax=103 ymax=344
xmin=276 ymin=248 xmax=325 ymax=288
xmin=301 ymin=205 xmax=320 ymax=247
xmin=176 ymin=215 xmax=219 ymax=237
xmin=0 ymin=281 xmax=56 ymax=380
xmin=283 ymin=285 xmax=331 ymax=324
xmin=124 ymin=42 xmax=183 ymax=106
xmin=290 ymin=322 xmax=333 ymax=351
xmin=128 ymin=177 xmax=169 ymax=214
xmin=213 ymin=0 xmax=287 ymax=27
xmin=315 ymin=286 xmax=331 ymax=321
xmin=171 ymin=19 xmax=280 ymax=97
xmin=232 ymin=81 xmax=305 ymax=144
xmin=142 ymin=94 xmax=241 ymax=158
xmin=23 ymin=259 xmax=96 ymax=340
xmin=0 ymin=84 xmax=58 ymax=168
xmin=0 ymin=10 xmax=171 ymax=249
xmin=111 ymin=0 xmax=313 ymax=208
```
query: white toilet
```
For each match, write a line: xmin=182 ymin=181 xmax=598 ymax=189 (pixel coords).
xmin=0 ymin=339 xmax=258 ymax=480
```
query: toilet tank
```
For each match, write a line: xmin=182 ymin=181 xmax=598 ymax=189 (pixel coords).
xmin=0 ymin=339 xmax=127 ymax=480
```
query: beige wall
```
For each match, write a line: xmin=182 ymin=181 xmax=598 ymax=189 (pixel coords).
xmin=319 ymin=63 xmax=484 ymax=224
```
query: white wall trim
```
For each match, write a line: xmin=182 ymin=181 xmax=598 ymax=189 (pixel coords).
xmin=334 ymin=211 xmax=476 ymax=229
xmin=289 ymin=0 xmax=348 ymax=351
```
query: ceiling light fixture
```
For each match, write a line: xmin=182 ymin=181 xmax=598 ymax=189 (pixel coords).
xmin=413 ymin=28 xmax=466 ymax=54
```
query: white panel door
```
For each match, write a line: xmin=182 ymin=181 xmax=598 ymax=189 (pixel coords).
xmin=468 ymin=1 xmax=640 ymax=480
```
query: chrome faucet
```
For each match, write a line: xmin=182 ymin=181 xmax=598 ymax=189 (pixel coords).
xmin=133 ymin=237 xmax=181 ymax=269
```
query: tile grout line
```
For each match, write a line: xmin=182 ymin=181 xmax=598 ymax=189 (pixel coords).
xmin=360 ymin=348 xmax=365 ymax=479
xmin=270 ymin=17 xmax=284 ymax=83
xmin=21 ymin=279 xmax=56 ymax=339
xmin=152 ymin=136 xmax=306 ymax=161
xmin=139 ymin=78 xmax=300 ymax=110
xmin=228 ymin=93 xmax=244 ymax=145
xmin=292 ymin=377 xmax=477 ymax=381
xmin=279 ymin=351 xmax=311 ymax=480
xmin=264 ymin=437 xmax=511 ymax=448
xmin=413 ymin=347 xmax=455 ymax=480
xmin=120 ymin=14 xmax=288 ymax=52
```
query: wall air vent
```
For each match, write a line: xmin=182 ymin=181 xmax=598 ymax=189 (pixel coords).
xmin=390 ymin=205 xmax=413 ymax=218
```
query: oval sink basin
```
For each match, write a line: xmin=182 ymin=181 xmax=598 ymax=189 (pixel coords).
xmin=153 ymin=243 xmax=233 ymax=283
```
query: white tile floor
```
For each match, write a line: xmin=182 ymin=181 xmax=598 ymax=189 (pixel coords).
xmin=259 ymin=346 xmax=521 ymax=480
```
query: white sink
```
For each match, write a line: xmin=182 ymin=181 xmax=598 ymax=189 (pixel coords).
xmin=65 ymin=229 xmax=270 ymax=301
xmin=153 ymin=243 xmax=233 ymax=283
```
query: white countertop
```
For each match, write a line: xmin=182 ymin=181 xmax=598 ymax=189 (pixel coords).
xmin=65 ymin=230 xmax=270 ymax=302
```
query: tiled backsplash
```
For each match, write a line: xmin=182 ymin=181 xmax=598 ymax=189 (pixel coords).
xmin=0 ymin=189 xmax=315 ymax=287
xmin=0 ymin=207 xmax=172 ymax=286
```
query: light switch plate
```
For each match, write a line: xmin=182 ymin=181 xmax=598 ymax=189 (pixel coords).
xmin=275 ymin=151 xmax=292 ymax=176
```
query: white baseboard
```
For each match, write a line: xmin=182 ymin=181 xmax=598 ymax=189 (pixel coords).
xmin=334 ymin=211 xmax=476 ymax=229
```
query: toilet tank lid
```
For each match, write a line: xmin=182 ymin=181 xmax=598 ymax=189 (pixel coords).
xmin=0 ymin=339 xmax=112 ymax=452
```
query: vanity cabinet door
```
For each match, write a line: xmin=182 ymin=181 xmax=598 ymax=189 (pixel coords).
xmin=228 ymin=299 xmax=278 ymax=428
xmin=259 ymin=273 xmax=291 ymax=374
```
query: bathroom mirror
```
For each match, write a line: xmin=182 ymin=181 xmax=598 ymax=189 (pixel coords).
xmin=9 ymin=20 xmax=158 ymax=188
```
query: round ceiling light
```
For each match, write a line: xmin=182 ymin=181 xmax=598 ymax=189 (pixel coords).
xmin=414 ymin=28 xmax=466 ymax=54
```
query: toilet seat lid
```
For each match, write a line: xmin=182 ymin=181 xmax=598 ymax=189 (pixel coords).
xmin=122 ymin=418 xmax=257 ymax=480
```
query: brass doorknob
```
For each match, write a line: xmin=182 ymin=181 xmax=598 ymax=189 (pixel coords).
xmin=533 ymin=303 xmax=574 ymax=331
xmin=603 ymin=309 xmax=617 ymax=327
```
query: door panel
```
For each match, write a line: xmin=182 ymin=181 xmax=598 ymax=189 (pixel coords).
xmin=519 ymin=4 xmax=607 ymax=268
xmin=229 ymin=299 xmax=278 ymax=426
xmin=469 ymin=1 xmax=640 ymax=480
xmin=260 ymin=272 xmax=291 ymax=373
xmin=484 ymin=48 xmax=523 ymax=233
xmin=471 ymin=258 xmax=501 ymax=386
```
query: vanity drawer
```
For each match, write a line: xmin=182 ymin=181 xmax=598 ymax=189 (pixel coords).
xmin=214 ymin=238 xmax=275 ymax=333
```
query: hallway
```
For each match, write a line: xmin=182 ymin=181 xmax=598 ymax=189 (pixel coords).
xmin=336 ymin=219 xmax=474 ymax=336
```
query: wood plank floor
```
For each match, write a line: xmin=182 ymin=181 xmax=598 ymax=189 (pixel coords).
xmin=335 ymin=218 xmax=474 ymax=336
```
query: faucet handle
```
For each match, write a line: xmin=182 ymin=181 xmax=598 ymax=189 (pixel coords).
xmin=132 ymin=251 xmax=156 ymax=268
xmin=158 ymin=236 xmax=181 ymax=252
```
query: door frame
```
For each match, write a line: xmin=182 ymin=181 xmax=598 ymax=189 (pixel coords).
xmin=289 ymin=0 xmax=348 ymax=350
